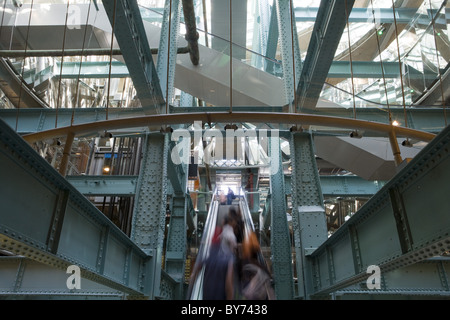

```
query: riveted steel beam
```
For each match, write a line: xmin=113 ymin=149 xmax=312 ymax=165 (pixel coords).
xmin=0 ymin=117 xmax=152 ymax=296
xmin=157 ymin=0 xmax=182 ymax=105
xmin=66 ymin=175 xmax=138 ymax=196
xmin=275 ymin=0 xmax=301 ymax=109
xmin=296 ymin=0 xmax=355 ymax=111
xmin=269 ymin=135 xmax=294 ymax=300
xmin=103 ymin=0 xmax=165 ymax=115
xmin=130 ymin=133 xmax=169 ymax=299
xmin=289 ymin=132 xmax=328 ymax=299
xmin=285 ymin=175 xmax=386 ymax=197
xmin=0 ymin=257 xmax=125 ymax=299
xmin=309 ymin=123 xmax=450 ymax=297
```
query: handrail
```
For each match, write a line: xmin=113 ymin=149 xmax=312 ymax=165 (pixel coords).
xmin=188 ymin=187 xmax=218 ymax=300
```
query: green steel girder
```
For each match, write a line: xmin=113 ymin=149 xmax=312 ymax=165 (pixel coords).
xmin=295 ymin=7 xmax=421 ymax=24
xmin=289 ymin=132 xmax=328 ymax=299
xmin=309 ymin=123 xmax=450 ymax=298
xmin=164 ymin=133 xmax=189 ymax=299
xmin=269 ymin=136 xmax=294 ymax=300
xmin=130 ymin=133 xmax=169 ymax=299
xmin=55 ymin=61 xmax=130 ymax=79
xmin=275 ymin=0 xmax=302 ymax=109
xmin=164 ymin=196 xmax=187 ymax=298
xmin=48 ymin=60 xmax=409 ymax=79
xmin=333 ymin=258 xmax=450 ymax=299
xmin=66 ymin=175 xmax=138 ymax=196
xmin=296 ymin=0 xmax=355 ymax=111
xmin=0 ymin=256 xmax=125 ymax=299
xmin=0 ymin=117 xmax=152 ymax=296
xmin=102 ymin=0 xmax=165 ymax=115
xmin=156 ymin=0 xmax=182 ymax=104
xmin=285 ymin=175 xmax=386 ymax=197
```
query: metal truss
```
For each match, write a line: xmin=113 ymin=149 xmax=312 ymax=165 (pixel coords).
xmin=308 ymin=123 xmax=450 ymax=298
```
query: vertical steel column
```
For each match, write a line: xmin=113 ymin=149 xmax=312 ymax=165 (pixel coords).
xmin=275 ymin=0 xmax=301 ymax=111
xmin=164 ymin=135 xmax=189 ymax=299
xmin=131 ymin=133 xmax=169 ymax=299
xmin=157 ymin=0 xmax=182 ymax=108
xmin=269 ymin=136 xmax=294 ymax=300
xmin=289 ymin=132 xmax=328 ymax=299
xmin=251 ymin=0 xmax=263 ymax=69
xmin=265 ymin=3 xmax=279 ymax=74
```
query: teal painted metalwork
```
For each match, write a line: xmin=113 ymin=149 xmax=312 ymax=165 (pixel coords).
xmin=157 ymin=0 xmax=182 ymax=106
xmin=296 ymin=0 xmax=355 ymax=111
xmin=0 ymin=256 xmax=126 ymax=299
xmin=285 ymin=175 xmax=386 ymax=197
xmin=309 ymin=123 xmax=450 ymax=297
xmin=66 ymin=175 xmax=138 ymax=196
xmin=289 ymin=132 xmax=328 ymax=299
xmin=269 ymin=136 xmax=294 ymax=300
xmin=0 ymin=117 xmax=151 ymax=296
xmin=275 ymin=0 xmax=301 ymax=110
xmin=130 ymin=133 xmax=169 ymax=298
xmin=103 ymin=0 xmax=165 ymax=115
xmin=164 ymin=135 xmax=189 ymax=299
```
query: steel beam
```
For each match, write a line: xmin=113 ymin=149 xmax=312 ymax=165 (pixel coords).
xmin=296 ymin=0 xmax=355 ymax=111
xmin=308 ymin=123 xmax=450 ymax=297
xmin=285 ymin=175 xmax=386 ymax=197
xmin=156 ymin=0 xmax=182 ymax=105
xmin=103 ymin=0 xmax=165 ymax=115
xmin=51 ymin=60 xmax=406 ymax=79
xmin=66 ymin=175 xmax=138 ymax=196
xmin=20 ymin=112 xmax=437 ymax=146
xmin=0 ymin=256 xmax=124 ymax=299
xmin=289 ymin=132 xmax=328 ymax=299
xmin=56 ymin=61 xmax=129 ymax=79
xmin=1 ymin=107 xmax=447 ymax=135
xmin=0 ymin=117 xmax=152 ymax=297
xmin=295 ymin=7 xmax=420 ymax=24
xmin=333 ymin=258 xmax=450 ymax=298
xmin=275 ymin=0 xmax=302 ymax=109
xmin=130 ymin=133 xmax=168 ymax=299
xmin=269 ymin=135 xmax=294 ymax=299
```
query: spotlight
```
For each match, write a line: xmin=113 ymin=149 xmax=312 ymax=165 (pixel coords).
xmin=377 ymin=26 xmax=385 ymax=35
xmin=392 ymin=120 xmax=400 ymax=127
xmin=224 ymin=124 xmax=238 ymax=131
xmin=12 ymin=0 xmax=22 ymax=8
xmin=290 ymin=125 xmax=303 ymax=132
xmin=100 ymin=130 xmax=113 ymax=138
xmin=402 ymin=139 xmax=413 ymax=147
xmin=160 ymin=126 xmax=173 ymax=133
xmin=349 ymin=130 xmax=362 ymax=139
xmin=103 ymin=166 xmax=111 ymax=173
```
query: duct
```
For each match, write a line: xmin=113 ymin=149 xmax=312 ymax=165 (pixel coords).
xmin=181 ymin=0 xmax=199 ymax=65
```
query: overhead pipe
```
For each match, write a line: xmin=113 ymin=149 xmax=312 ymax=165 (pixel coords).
xmin=181 ymin=0 xmax=200 ymax=65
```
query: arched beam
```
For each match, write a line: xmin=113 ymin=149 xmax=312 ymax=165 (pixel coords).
xmin=21 ymin=112 xmax=436 ymax=144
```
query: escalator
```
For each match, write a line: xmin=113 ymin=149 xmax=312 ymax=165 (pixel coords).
xmin=188 ymin=187 xmax=268 ymax=300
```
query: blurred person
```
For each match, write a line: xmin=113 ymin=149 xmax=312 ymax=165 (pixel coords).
xmin=189 ymin=218 xmax=237 ymax=300
xmin=240 ymin=231 xmax=275 ymax=300
xmin=228 ymin=206 xmax=244 ymax=244
xmin=227 ymin=187 xmax=236 ymax=205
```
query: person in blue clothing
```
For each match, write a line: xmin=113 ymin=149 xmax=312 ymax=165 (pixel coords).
xmin=226 ymin=187 xmax=236 ymax=205
xmin=189 ymin=218 xmax=237 ymax=300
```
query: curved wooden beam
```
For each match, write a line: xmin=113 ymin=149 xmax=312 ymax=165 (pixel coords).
xmin=21 ymin=112 xmax=437 ymax=143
